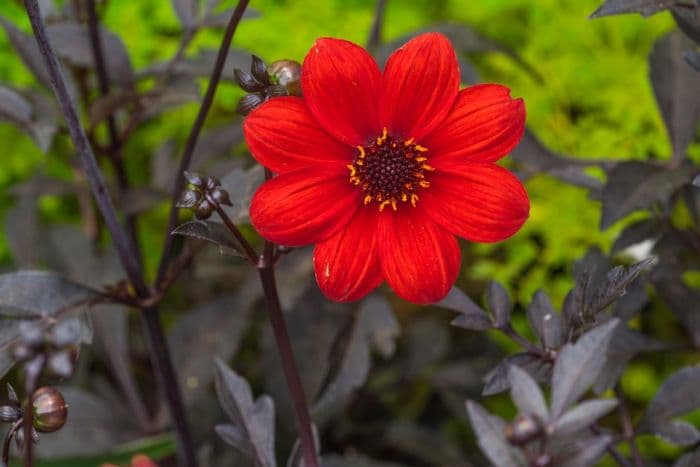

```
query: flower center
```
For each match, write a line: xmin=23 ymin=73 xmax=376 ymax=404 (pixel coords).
xmin=347 ymin=128 xmax=434 ymax=212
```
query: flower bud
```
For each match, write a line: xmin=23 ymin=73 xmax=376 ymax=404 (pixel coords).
xmin=269 ymin=60 xmax=302 ymax=97
xmin=250 ymin=55 xmax=270 ymax=85
xmin=176 ymin=188 xmax=202 ymax=209
xmin=195 ymin=199 xmax=214 ymax=220
xmin=234 ymin=69 xmax=265 ymax=93
xmin=183 ymin=171 xmax=204 ymax=188
xmin=505 ymin=414 xmax=542 ymax=446
xmin=205 ymin=176 xmax=221 ymax=190
xmin=236 ymin=93 xmax=264 ymax=116
xmin=32 ymin=387 xmax=68 ymax=433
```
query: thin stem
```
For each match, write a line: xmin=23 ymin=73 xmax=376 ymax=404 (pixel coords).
xmin=156 ymin=0 xmax=251 ymax=286
xmin=2 ymin=419 xmax=22 ymax=467
xmin=140 ymin=307 xmax=198 ymax=467
xmin=258 ymin=264 xmax=319 ymax=467
xmin=24 ymin=2 xmax=197 ymax=464
xmin=23 ymin=355 xmax=44 ymax=467
xmin=614 ymin=386 xmax=644 ymax=467
xmin=24 ymin=0 xmax=144 ymax=295
xmin=366 ymin=0 xmax=388 ymax=50
xmin=500 ymin=324 xmax=551 ymax=360
xmin=211 ymin=201 xmax=259 ymax=266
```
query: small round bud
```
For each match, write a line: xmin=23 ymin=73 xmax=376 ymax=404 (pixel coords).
xmin=505 ymin=414 xmax=542 ymax=446
xmin=195 ymin=199 xmax=214 ymax=220
xmin=32 ymin=387 xmax=68 ymax=433
xmin=210 ymin=188 xmax=232 ymax=206
xmin=532 ymin=453 xmax=552 ymax=467
xmin=0 ymin=405 xmax=20 ymax=422
xmin=269 ymin=60 xmax=302 ymax=97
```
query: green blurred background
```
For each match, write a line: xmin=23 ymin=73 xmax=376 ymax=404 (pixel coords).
xmin=0 ymin=0 xmax=695 ymax=463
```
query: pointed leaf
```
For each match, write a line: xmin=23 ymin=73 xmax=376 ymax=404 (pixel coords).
xmin=486 ymin=281 xmax=511 ymax=328
xmin=590 ymin=0 xmax=681 ymax=18
xmin=588 ymin=257 xmax=656 ymax=314
xmin=560 ymin=435 xmax=612 ymax=467
xmin=552 ymin=399 xmax=618 ymax=437
xmin=466 ymin=401 xmax=527 ymax=467
xmin=508 ymin=365 xmax=548 ymax=420
xmin=650 ymin=31 xmax=700 ymax=160
xmin=172 ymin=0 xmax=197 ymax=29
xmin=214 ymin=359 xmax=276 ymax=467
xmin=438 ymin=287 xmax=492 ymax=331
xmin=640 ymin=365 xmax=700 ymax=431
xmin=172 ymin=220 xmax=245 ymax=257
xmin=550 ymin=319 xmax=619 ymax=417
xmin=483 ymin=353 xmax=550 ymax=396
xmin=651 ymin=420 xmax=700 ymax=446
xmin=601 ymin=161 xmax=696 ymax=228
xmin=612 ymin=218 xmax=662 ymax=252
xmin=527 ymin=291 xmax=563 ymax=348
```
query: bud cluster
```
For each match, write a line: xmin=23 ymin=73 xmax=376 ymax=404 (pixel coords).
xmin=504 ymin=414 xmax=553 ymax=467
xmin=177 ymin=171 xmax=232 ymax=220
xmin=234 ymin=55 xmax=302 ymax=115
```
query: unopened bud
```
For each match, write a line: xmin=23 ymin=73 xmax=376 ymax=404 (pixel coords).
xmin=234 ymin=69 xmax=265 ymax=93
xmin=183 ymin=171 xmax=204 ymax=188
xmin=269 ymin=60 xmax=302 ymax=97
xmin=177 ymin=189 xmax=202 ymax=209
xmin=250 ymin=55 xmax=270 ymax=85
xmin=237 ymin=93 xmax=264 ymax=116
xmin=205 ymin=176 xmax=221 ymax=190
xmin=210 ymin=187 xmax=232 ymax=206
xmin=0 ymin=405 xmax=20 ymax=422
xmin=195 ymin=199 xmax=214 ymax=220
xmin=32 ymin=387 xmax=68 ymax=433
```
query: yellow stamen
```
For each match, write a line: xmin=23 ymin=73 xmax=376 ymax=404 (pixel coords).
xmin=419 ymin=180 xmax=431 ymax=188
xmin=357 ymin=146 xmax=366 ymax=158
xmin=415 ymin=156 xmax=427 ymax=162
xmin=391 ymin=199 xmax=398 ymax=211
xmin=356 ymin=159 xmax=364 ymax=166
xmin=422 ymin=163 xmax=435 ymax=171
xmin=404 ymin=183 xmax=413 ymax=190
xmin=347 ymin=164 xmax=356 ymax=177
xmin=401 ymin=193 xmax=408 ymax=202
xmin=410 ymin=194 xmax=419 ymax=207
xmin=404 ymin=138 xmax=415 ymax=146
xmin=379 ymin=200 xmax=391 ymax=212
xmin=414 ymin=172 xmax=425 ymax=179
xmin=415 ymin=145 xmax=428 ymax=152
xmin=364 ymin=194 xmax=373 ymax=205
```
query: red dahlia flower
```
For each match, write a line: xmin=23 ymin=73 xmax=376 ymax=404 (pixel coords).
xmin=245 ymin=33 xmax=529 ymax=304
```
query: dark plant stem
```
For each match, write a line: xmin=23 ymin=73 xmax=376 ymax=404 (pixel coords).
xmin=24 ymin=0 xmax=143 ymax=290
xmin=85 ymin=0 xmax=150 ymax=433
xmin=24 ymin=2 xmax=197 ymax=465
xmin=2 ymin=418 xmax=22 ymax=466
xmin=615 ymin=386 xmax=644 ymax=467
xmin=258 ymin=262 xmax=318 ymax=467
xmin=140 ymin=308 xmax=197 ymax=466
xmin=366 ymin=0 xmax=388 ymax=50
xmin=211 ymin=198 xmax=318 ymax=467
xmin=500 ymin=324 xmax=551 ymax=360
xmin=156 ymin=0 xmax=251 ymax=286
xmin=23 ymin=356 xmax=44 ymax=467
xmin=210 ymin=203 xmax=259 ymax=265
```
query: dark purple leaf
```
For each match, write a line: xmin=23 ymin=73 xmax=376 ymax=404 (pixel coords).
xmin=550 ymin=319 xmax=619 ymax=417
xmin=652 ymin=420 xmax=700 ymax=446
xmin=312 ymin=295 xmax=399 ymax=426
xmin=653 ymin=277 xmax=700 ymax=345
xmin=214 ymin=359 xmax=276 ymax=467
xmin=438 ymin=286 xmax=492 ymax=331
xmin=172 ymin=0 xmax=197 ymax=29
xmin=676 ymin=448 xmax=700 ymax=467
xmin=385 ymin=422 xmax=471 ymax=466
xmin=686 ymin=49 xmax=700 ymax=70
xmin=486 ymin=281 xmax=511 ymax=328
xmin=483 ymin=353 xmax=550 ymax=395
xmin=171 ymin=220 xmax=245 ymax=257
xmin=465 ymin=401 xmax=527 ymax=467
xmin=559 ymin=435 xmax=612 ymax=467
xmin=169 ymin=292 xmax=256 ymax=406
xmin=588 ymin=257 xmax=656 ymax=314
xmin=650 ymin=31 xmax=700 ymax=160
xmin=527 ymin=291 xmax=563 ymax=348
xmin=612 ymin=218 xmax=663 ymax=252
xmin=508 ymin=365 xmax=548 ymax=420
xmin=0 ymin=86 xmax=57 ymax=152
xmin=217 ymin=165 xmax=265 ymax=224
xmin=639 ymin=365 xmax=700 ymax=440
xmin=551 ymin=399 xmax=618 ymax=437
xmin=600 ymin=161 xmax=695 ymax=228
xmin=672 ymin=5 xmax=700 ymax=45
xmin=46 ymin=22 xmax=134 ymax=88
xmin=590 ymin=0 xmax=682 ymax=17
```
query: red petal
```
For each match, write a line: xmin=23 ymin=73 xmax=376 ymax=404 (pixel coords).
xmin=425 ymin=85 xmax=525 ymax=164
xmin=380 ymin=33 xmax=460 ymax=141
xmin=250 ymin=168 xmax=359 ymax=246
xmin=422 ymin=163 xmax=529 ymax=243
xmin=131 ymin=455 xmax=158 ymax=467
xmin=314 ymin=208 xmax=383 ymax=301
xmin=302 ymin=38 xmax=382 ymax=146
xmin=377 ymin=209 xmax=460 ymax=304
xmin=244 ymin=97 xmax=354 ymax=173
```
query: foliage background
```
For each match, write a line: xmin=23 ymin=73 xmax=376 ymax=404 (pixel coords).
xmin=0 ymin=0 xmax=698 ymax=465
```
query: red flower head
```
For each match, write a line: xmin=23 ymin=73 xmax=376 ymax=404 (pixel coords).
xmin=245 ymin=33 xmax=529 ymax=304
